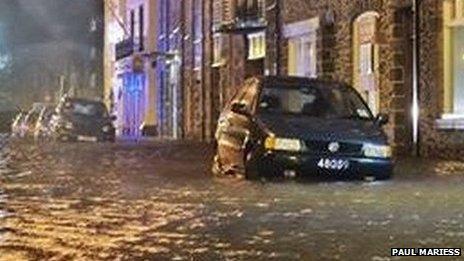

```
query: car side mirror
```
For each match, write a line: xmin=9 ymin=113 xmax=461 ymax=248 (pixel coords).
xmin=110 ymin=115 xmax=117 ymax=121
xmin=375 ymin=113 xmax=389 ymax=126
xmin=231 ymin=102 xmax=250 ymax=117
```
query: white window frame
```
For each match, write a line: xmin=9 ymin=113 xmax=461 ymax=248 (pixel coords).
xmin=284 ymin=18 xmax=319 ymax=78
xmin=212 ymin=33 xmax=227 ymax=67
xmin=439 ymin=0 xmax=464 ymax=129
xmin=247 ymin=32 xmax=266 ymax=60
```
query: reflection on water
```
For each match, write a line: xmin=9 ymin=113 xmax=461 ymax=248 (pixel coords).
xmin=0 ymin=138 xmax=464 ymax=260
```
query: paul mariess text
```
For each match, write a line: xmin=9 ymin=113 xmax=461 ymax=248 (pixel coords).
xmin=391 ymin=248 xmax=461 ymax=257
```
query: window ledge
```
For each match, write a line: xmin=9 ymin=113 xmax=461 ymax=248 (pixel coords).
xmin=436 ymin=114 xmax=464 ymax=130
xmin=211 ymin=60 xmax=227 ymax=68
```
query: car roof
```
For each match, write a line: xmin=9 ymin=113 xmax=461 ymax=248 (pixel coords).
xmin=258 ymin=76 xmax=347 ymax=90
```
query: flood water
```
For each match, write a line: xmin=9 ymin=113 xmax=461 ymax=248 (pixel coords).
xmin=1 ymin=136 xmax=464 ymax=260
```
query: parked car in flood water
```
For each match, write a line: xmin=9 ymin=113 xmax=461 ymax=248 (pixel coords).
xmin=213 ymin=76 xmax=393 ymax=181
xmin=50 ymin=97 xmax=116 ymax=142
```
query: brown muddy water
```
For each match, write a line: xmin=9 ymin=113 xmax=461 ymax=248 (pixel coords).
xmin=1 ymin=136 xmax=464 ymax=260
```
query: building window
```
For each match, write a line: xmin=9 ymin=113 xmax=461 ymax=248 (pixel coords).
xmin=284 ymin=18 xmax=319 ymax=78
xmin=130 ymin=10 xmax=135 ymax=42
xmin=288 ymin=36 xmax=316 ymax=77
xmin=236 ymin=0 xmax=264 ymax=19
xmin=139 ymin=5 xmax=144 ymax=51
xmin=212 ymin=33 xmax=226 ymax=67
xmin=90 ymin=73 xmax=96 ymax=89
xmin=247 ymin=32 xmax=265 ymax=60
xmin=193 ymin=0 xmax=203 ymax=70
xmin=444 ymin=0 xmax=464 ymax=116
xmin=130 ymin=5 xmax=144 ymax=52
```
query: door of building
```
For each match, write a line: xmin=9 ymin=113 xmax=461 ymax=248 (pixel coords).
xmin=121 ymin=73 xmax=145 ymax=137
xmin=353 ymin=12 xmax=380 ymax=115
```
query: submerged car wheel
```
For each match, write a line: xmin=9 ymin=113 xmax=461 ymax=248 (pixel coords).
xmin=244 ymin=151 xmax=260 ymax=180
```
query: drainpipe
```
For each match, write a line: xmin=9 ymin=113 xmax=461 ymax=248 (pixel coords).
xmin=180 ymin=0 xmax=185 ymax=139
xmin=412 ymin=0 xmax=421 ymax=156
xmin=275 ymin=0 xmax=282 ymax=75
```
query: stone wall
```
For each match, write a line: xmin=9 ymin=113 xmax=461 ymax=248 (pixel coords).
xmin=418 ymin=0 xmax=464 ymax=159
xmin=158 ymin=0 xmax=216 ymax=141
xmin=278 ymin=0 xmax=414 ymax=154
xmin=181 ymin=0 xmax=464 ymax=159
xmin=205 ymin=0 xmax=417 ymax=154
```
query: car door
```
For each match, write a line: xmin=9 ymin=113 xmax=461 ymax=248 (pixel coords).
xmin=217 ymin=79 xmax=259 ymax=172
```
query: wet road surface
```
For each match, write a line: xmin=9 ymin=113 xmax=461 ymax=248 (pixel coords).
xmin=1 ymin=135 xmax=464 ymax=260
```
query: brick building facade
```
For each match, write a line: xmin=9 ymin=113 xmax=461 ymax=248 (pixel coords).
xmin=277 ymin=0 xmax=414 ymax=154
xmin=204 ymin=0 xmax=464 ymax=159
xmin=105 ymin=0 xmax=464 ymax=159
xmin=154 ymin=0 xmax=217 ymax=140
xmin=419 ymin=0 xmax=464 ymax=159
xmin=209 ymin=0 xmax=415 ymax=154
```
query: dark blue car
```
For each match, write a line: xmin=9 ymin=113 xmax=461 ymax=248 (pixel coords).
xmin=213 ymin=76 xmax=393 ymax=180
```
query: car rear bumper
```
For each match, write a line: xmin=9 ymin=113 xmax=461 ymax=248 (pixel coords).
xmin=255 ymin=151 xmax=393 ymax=179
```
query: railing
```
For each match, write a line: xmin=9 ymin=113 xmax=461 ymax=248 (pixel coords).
xmin=213 ymin=0 xmax=267 ymax=34
xmin=235 ymin=0 xmax=265 ymax=20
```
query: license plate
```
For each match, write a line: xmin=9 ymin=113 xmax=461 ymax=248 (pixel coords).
xmin=317 ymin=158 xmax=349 ymax=171
xmin=77 ymin=136 xmax=97 ymax=142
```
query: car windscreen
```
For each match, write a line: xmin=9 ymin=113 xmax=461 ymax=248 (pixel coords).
xmin=62 ymin=101 xmax=107 ymax=118
xmin=257 ymin=85 xmax=373 ymax=120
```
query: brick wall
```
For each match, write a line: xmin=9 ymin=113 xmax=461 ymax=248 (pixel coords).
xmin=418 ymin=0 xmax=464 ymax=159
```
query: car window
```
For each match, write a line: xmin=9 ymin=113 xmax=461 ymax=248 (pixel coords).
xmin=62 ymin=100 xmax=108 ymax=118
xmin=258 ymin=84 xmax=373 ymax=120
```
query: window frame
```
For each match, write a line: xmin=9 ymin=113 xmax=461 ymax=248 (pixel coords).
xmin=437 ymin=0 xmax=464 ymax=129
xmin=247 ymin=32 xmax=266 ymax=60
xmin=284 ymin=18 xmax=319 ymax=78
xmin=443 ymin=0 xmax=464 ymax=117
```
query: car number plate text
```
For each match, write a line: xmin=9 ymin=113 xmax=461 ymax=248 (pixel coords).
xmin=317 ymin=158 xmax=349 ymax=170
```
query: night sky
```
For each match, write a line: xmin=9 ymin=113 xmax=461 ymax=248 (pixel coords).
xmin=0 ymin=0 xmax=103 ymax=109
xmin=0 ymin=0 xmax=99 ymax=46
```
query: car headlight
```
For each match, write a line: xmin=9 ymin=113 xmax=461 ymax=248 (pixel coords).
xmin=102 ymin=125 xmax=112 ymax=132
xmin=363 ymin=144 xmax=392 ymax=158
xmin=265 ymin=136 xmax=305 ymax=152
xmin=64 ymin=122 xmax=73 ymax=129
